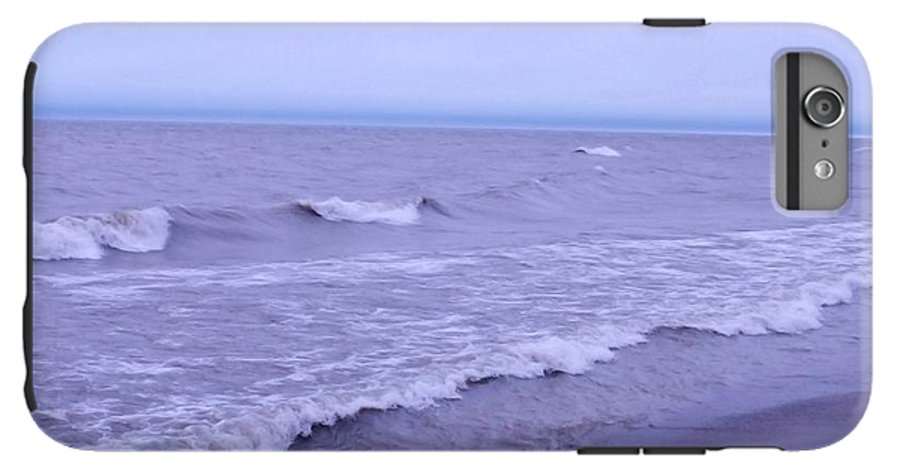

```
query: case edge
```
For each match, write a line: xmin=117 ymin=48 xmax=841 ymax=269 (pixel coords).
xmin=24 ymin=61 xmax=37 ymax=412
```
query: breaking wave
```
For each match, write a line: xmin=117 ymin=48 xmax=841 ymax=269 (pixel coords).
xmin=295 ymin=197 xmax=443 ymax=225
xmin=34 ymin=207 xmax=172 ymax=261
xmin=78 ymin=328 xmax=647 ymax=450
xmin=574 ymin=145 xmax=621 ymax=157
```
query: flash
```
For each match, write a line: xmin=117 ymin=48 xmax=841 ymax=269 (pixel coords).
xmin=814 ymin=159 xmax=835 ymax=180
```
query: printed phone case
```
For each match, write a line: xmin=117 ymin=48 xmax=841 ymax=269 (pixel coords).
xmin=24 ymin=23 xmax=872 ymax=451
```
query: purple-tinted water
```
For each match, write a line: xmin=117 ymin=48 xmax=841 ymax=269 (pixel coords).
xmin=31 ymin=120 xmax=871 ymax=449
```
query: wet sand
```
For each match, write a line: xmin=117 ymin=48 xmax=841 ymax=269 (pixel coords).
xmin=582 ymin=392 xmax=869 ymax=450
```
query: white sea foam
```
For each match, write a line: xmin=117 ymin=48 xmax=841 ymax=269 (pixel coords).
xmin=760 ymin=271 xmax=870 ymax=333
xmin=696 ymin=270 xmax=871 ymax=336
xmin=295 ymin=197 xmax=422 ymax=225
xmin=34 ymin=207 xmax=172 ymax=260
xmin=85 ymin=329 xmax=647 ymax=450
xmin=575 ymin=146 xmax=621 ymax=157
xmin=508 ymin=331 xmax=643 ymax=375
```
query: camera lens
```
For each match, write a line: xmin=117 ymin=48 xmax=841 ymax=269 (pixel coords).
xmin=803 ymin=86 xmax=845 ymax=128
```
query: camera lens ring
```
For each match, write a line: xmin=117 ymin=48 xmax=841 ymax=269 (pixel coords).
xmin=803 ymin=86 xmax=846 ymax=128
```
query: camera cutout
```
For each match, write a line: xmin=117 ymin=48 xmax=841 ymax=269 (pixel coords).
xmin=804 ymin=86 xmax=846 ymax=128
xmin=775 ymin=52 xmax=849 ymax=211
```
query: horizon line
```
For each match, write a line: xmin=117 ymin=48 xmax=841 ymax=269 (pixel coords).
xmin=32 ymin=111 xmax=874 ymax=138
xmin=33 ymin=114 xmax=786 ymax=137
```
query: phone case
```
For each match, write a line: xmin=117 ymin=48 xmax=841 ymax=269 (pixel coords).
xmin=24 ymin=23 xmax=872 ymax=452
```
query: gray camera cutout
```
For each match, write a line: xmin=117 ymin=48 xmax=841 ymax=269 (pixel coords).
xmin=775 ymin=52 xmax=849 ymax=211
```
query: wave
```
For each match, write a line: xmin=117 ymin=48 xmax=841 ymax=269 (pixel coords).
xmin=752 ymin=271 xmax=870 ymax=334
xmin=697 ymin=270 xmax=871 ymax=336
xmin=463 ymin=167 xmax=617 ymax=211
xmin=89 ymin=328 xmax=646 ymax=450
xmin=33 ymin=207 xmax=171 ymax=261
xmin=574 ymin=145 xmax=621 ymax=157
xmin=33 ymin=197 xmax=450 ymax=261
xmin=283 ymin=272 xmax=867 ymax=449
xmin=294 ymin=197 xmax=442 ymax=225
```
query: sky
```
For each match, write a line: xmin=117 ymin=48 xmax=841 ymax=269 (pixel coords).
xmin=32 ymin=23 xmax=872 ymax=133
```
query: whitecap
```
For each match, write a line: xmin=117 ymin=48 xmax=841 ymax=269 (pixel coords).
xmin=296 ymin=197 xmax=422 ymax=226
xmin=34 ymin=207 xmax=172 ymax=260
xmin=574 ymin=146 xmax=621 ymax=157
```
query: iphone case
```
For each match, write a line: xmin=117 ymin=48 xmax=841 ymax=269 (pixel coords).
xmin=24 ymin=22 xmax=872 ymax=451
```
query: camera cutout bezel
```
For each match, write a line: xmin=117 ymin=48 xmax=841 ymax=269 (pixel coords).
xmin=803 ymin=86 xmax=846 ymax=129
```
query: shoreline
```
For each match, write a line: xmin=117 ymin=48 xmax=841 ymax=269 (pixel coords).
xmin=291 ymin=293 xmax=871 ymax=451
xmin=292 ymin=390 xmax=868 ymax=451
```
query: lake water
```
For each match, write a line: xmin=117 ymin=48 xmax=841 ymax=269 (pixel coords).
xmin=30 ymin=120 xmax=871 ymax=450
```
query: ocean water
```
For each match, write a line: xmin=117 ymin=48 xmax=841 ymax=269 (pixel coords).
xmin=30 ymin=120 xmax=871 ymax=450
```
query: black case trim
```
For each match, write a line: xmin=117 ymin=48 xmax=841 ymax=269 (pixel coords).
xmin=786 ymin=53 xmax=801 ymax=210
xmin=578 ymin=447 xmax=713 ymax=455
xmin=24 ymin=61 xmax=37 ymax=412
xmin=642 ymin=18 xmax=708 ymax=28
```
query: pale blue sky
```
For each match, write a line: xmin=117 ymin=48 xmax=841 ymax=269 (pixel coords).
xmin=32 ymin=23 xmax=871 ymax=133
